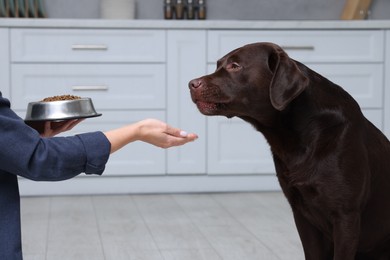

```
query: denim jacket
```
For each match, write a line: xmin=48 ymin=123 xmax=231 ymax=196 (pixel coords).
xmin=0 ymin=92 xmax=110 ymax=259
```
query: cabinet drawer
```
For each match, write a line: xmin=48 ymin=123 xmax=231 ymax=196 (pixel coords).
xmin=309 ymin=63 xmax=383 ymax=108
xmin=11 ymin=64 xmax=166 ymax=110
xmin=208 ymin=30 xmax=384 ymax=63
xmin=11 ymin=29 xmax=166 ymax=62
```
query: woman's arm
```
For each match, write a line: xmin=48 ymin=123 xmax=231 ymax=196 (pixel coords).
xmin=104 ymin=118 xmax=198 ymax=153
xmin=1 ymin=93 xmax=197 ymax=181
xmin=41 ymin=118 xmax=198 ymax=153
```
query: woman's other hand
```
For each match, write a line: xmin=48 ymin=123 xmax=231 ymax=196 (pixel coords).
xmin=41 ymin=119 xmax=85 ymax=137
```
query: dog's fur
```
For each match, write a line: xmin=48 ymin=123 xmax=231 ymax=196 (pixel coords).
xmin=189 ymin=42 xmax=390 ymax=259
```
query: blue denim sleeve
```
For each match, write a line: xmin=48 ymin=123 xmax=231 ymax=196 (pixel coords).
xmin=77 ymin=132 xmax=111 ymax=175
xmin=0 ymin=93 xmax=111 ymax=181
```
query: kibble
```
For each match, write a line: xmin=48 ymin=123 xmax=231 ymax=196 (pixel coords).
xmin=41 ymin=95 xmax=81 ymax=102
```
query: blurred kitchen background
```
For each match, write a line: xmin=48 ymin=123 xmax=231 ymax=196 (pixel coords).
xmin=45 ymin=0 xmax=390 ymax=20
xmin=2 ymin=0 xmax=390 ymax=259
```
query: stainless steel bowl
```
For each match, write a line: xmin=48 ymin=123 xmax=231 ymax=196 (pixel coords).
xmin=25 ymin=97 xmax=102 ymax=122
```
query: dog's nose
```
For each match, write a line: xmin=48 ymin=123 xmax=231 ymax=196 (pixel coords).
xmin=189 ymin=79 xmax=202 ymax=89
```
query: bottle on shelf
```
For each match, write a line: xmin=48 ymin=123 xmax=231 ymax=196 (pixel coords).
xmin=175 ymin=0 xmax=185 ymax=19
xmin=186 ymin=0 xmax=195 ymax=19
xmin=197 ymin=0 xmax=206 ymax=19
xmin=163 ymin=0 xmax=174 ymax=19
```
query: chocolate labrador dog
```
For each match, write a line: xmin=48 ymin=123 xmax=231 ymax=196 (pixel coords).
xmin=189 ymin=42 xmax=390 ymax=260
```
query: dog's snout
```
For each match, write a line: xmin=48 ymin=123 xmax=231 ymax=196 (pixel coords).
xmin=189 ymin=79 xmax=203 ymax=89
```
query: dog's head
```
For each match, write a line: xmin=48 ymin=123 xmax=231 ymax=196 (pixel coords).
xmin=189 ymin=42 xmax=309 ymax=121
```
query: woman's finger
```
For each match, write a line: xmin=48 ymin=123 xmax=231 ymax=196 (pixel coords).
xmin=164 ymin=124 xmax=187 ymax=138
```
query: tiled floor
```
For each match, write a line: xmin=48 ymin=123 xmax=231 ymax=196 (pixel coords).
xmin=20 ymin=192 xmax=304 ymax=260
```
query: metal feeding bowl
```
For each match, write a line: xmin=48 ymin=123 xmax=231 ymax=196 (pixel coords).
xmin=25 ymin=97 xmax=102 ymax=122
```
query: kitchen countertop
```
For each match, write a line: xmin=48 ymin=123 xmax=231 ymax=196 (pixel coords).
xmin=1 ymin=18 xmax=390 ymax=29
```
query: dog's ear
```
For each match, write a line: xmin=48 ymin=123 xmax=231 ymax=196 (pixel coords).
xmin=268 ymin=49 xmax=309 ymax=111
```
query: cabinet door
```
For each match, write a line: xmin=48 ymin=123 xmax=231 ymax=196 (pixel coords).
xmin=385 ymin=30 xmax=390 ymax=138
xmin=207 ymin=116 xmax=275 ymax=174
xmin=0 ymin=29 xmax=10 ymax=99
xmin=167 ymin=30 xmax=207 ymax=174
xmin=205 ymin=65 xmax=275 ymax=174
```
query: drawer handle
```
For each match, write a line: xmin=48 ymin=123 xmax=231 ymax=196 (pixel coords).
xmin=71 ymin=44 xmax=108 ymax=51
xmin=72 ymin=86 xmax=109 ymax=91
xmin=281 ymin=46 xmax=315 ymax=51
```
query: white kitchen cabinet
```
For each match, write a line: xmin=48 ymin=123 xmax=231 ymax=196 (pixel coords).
xmin=166 ymin=30 xmax=207 ymax=174
xmin=10 ymin=28 xmax=168 ymax=181
xmin=0 ymin=29 xmax=10 ymax=99
xmin=385 ymin=31 xmax=390 ymax=138
xmin=207 ymin=116 xmax=275 ymax=174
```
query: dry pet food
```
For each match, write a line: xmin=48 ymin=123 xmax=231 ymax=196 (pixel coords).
xmin=41 ymin=95 xmax=82 ymax=102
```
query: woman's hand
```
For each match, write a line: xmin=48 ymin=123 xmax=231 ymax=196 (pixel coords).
xmin=41 ymin=119 xmax=84 ymax=138
xmin=136 ymin=119 xmax=198 ymax=148
xmin=104 ymin=119 xmax=198 ymax=153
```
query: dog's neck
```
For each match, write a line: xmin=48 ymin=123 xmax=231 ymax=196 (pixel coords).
xmin=239 ymin=86 xmax=353 ymax=166
xmin=240 ymin=113 xmax=307 ymax=164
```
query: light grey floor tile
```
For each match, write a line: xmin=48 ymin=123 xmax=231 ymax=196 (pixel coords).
xmin=133 ymin=195 xmax=214 ymax=250
xmin=172 ymin=194 xmax=240 ymax=227
xmin=45 ymin=196 xmax=104 ymax=260
xmin=20 ymin=192 xmax=305 ymax=260
xmin=212 ymin=192 xmax=304 ymax=259
xmin=20 ymin=197 xmax=50 ymax=257
xmin=173 ymin=193 xmax=282 ymax=259
xmin=46 ymin=251 xmax=104 ymax=260
xmin=92 ymin=195 xmax=160 ymax=258
xmin=22 ymin=254 xmax=46 ymax=260
xmin=102 ymin=248 xmax=164 ymax=260
xmin=161 ymin=249 xmax=223 ymax=260
xmin=193 ymin=223 xmax=281 ymax=260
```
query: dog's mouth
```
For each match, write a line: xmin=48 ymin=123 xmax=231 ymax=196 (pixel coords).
xmin=193 ymin=99 xmax=231 ymax=116
xmin=195 ymin=101 xmax=220 ymax=114
xmin=189 ymin=81 xmax=230 ymax=116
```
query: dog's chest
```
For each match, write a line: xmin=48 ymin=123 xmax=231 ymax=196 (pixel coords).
xmin=279 ymin=171 xmax=335 ymax=236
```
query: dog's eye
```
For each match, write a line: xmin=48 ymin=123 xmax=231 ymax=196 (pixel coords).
xmin=227 ymin=62 xmax=241 ymax=71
